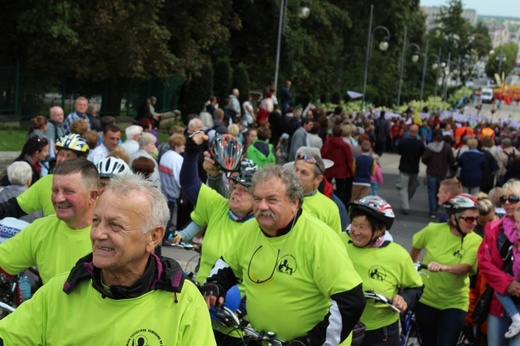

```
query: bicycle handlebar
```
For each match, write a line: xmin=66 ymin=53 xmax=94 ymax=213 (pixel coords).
xmin=364 ymin=290 xmax=401 ymax=313
xmin=0 ymin=302 xmax=15 ymax=313
xmin=212 ymin=305 xmax=285 ymax=345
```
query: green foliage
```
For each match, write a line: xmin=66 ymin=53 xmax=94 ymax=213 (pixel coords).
xmin=182 ymin=63 xmax=213 ymax=123
xmin=0 ymin=0 xmax=487 ymax=117
xmin=485 ymin=42 xmax=519 ymax=81
xmin=233 ymin=63 xmax=250 ymax=99
xmin=0 ymin=129 xmax=28 ymax=151
xmin=214 ymin=58 xmax=233 ymax=105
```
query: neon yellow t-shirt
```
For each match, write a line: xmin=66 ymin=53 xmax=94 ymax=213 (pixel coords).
xmin=16 ymin=174 xmax=54 ymax=217
xmin=303 ymin=191 xmax=342 ymax=233
xmin=0 ymin=215 xmax=91 ymax=284
xmin=191 ymin=184 xmax=254 ymax=286
xmin=0 ymin=271 xmax=216 ymax=346
xmin=341 ymin=233 xmax=424 ymax=330
xmin=222 ymin=210 xmax=362 ymax=342
xmin=412 ymin=222 xmax=482 ymax=311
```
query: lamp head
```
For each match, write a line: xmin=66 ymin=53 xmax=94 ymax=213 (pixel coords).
xmin=412 ymin=55 xmax=419 ymax=63
xmin=299 ymin=6 xmax=310 ymax=19
xmin=379 ymin=41 xmax=389 ymax=51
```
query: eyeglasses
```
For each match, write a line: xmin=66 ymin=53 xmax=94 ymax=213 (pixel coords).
xmin=296 ymin=153 xmax=323 ymax=173
xmin=500 ymin=195 xmax=520 ymax=204
xmin=247 ymin=246 xmax=280 ymax=284
xmin=459 ymin=216 xmax=478 ymax=224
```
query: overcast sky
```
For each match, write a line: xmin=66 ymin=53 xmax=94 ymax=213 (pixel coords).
xmin=420 ymin=0 xmax=520 ymax=18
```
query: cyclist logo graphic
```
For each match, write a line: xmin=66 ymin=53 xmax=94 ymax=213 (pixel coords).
xmin=368 ymin=265 xmax=387 ymax=281
xmin=278 ymin=255 xmax=297 ymax=276
xmin=126 ymin=329 xmax=163 ymax=346
xmin=453 ymin=249 xmax=462 ymax=258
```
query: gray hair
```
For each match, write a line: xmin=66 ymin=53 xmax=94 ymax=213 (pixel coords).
xmin=252 ymin=164 xmax=304 ymax=206
xmin=107 ymin=174 xmax=169 ymax=231
xmin=7 ymin=161 xmax=32 ymax=186
xmin=138 ymin=132 xmax=156 ymax=148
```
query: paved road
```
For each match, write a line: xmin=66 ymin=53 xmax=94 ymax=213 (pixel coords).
xmin=161 ymin=152 xmax=433 ymax=268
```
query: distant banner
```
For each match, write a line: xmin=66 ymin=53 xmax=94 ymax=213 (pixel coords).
xmin=347 ymin=90 xmax=363 ymax=99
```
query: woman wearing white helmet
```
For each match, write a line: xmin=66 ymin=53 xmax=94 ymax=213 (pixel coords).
xmin=411 ymin=193 xmax=481 ymax=346
xmin=342 ymin=195 xmax=423 ymax=346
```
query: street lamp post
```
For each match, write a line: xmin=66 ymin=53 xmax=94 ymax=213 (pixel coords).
xmin=419 ymin=40 xmax=429 ymax=106
xmin=497 ymin=51 xmax=506 ymax=82
xmin=274 ymin=0 xmax=311 ymax=92
xmin=361 ymin=4 xmax=390 ymax=111
xmin=442 ymin=52 xmax=451 ymax=103
xmin=396 ymin=26 xmax=420 ymax=108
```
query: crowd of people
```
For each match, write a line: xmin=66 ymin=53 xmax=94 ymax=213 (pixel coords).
xmin=2 ymin=86 xmax=520 ymax=345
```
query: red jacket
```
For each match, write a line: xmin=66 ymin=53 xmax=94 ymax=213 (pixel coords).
xmin=478 ymin=217 xmax=515 ymax=317
xmin=321 ymin=136 xmax=354 ymax=179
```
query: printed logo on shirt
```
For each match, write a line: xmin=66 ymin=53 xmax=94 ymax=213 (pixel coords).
xmin=368 ymin=265 xmax=387 ymax=282
xmin=453 ymin=249 xmax=462 ymax=259
xmin=126 ymin=329 xmax=163 ymax=346
xmin=277 ymin=255 xmax=297 ymax=276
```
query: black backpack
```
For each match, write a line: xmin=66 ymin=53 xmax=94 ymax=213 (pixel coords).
xmin=506 ymin=151 xmax=517 ymax=170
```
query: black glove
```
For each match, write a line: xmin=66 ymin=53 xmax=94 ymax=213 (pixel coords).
xmin=185 ymin=134 xmax=206 ymax=154
xmin=199 ymin=283 xmax=226 ymax=304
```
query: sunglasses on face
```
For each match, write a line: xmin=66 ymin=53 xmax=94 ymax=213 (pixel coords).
xmin=500 ymin=195 xmax=520 ymax=204
xmin=459 ymin=216 xmax=478 ymax=224
xmin=296 ymin=153 xmax=323 ymax=173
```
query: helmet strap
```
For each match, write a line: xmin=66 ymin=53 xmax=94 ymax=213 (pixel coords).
xmin=452 ymin=216 xmax=466 ymax=238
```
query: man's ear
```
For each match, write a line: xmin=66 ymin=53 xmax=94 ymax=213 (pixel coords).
xmin=89 ymin=190 xmax=99 ymax=203
xmin=147 ymin=226 xmax=165 ymax=251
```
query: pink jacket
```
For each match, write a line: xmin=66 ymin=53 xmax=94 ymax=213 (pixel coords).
xmin=370 ymin=164 xmax=384 ymax=185
xmin=478 ymin=217 xmax=515 ymax=317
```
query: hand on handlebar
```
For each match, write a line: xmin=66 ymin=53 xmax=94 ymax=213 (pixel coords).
xmin=426 ymin=261 xmax=444 ymax=272
xmin=391 ymin=294 xmax=408 ymax=312
xmin=200 ymin=283 xmax=226 ymax=309
xmin=170 ymin=234 xmax=182 ymax=245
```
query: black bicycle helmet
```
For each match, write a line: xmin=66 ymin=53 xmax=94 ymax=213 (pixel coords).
xmin=210 ymin=134 xmax=243 ymax=173
xmin=443 ymin=194 xmax=478 ymax=216
xmin=230 ymin=159 xmax=258 ymax=189
xmin=55 ymin=134 xmax=89 ymax=156
xmin=96 ymin=157 xmax=132 ymax=178
xmin=349 ymin=195 xmax=395 ymax=230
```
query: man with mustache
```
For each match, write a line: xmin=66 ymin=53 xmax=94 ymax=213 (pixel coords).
xmin=202 ymin=164 xmax=365 ymax=345
xmin=0 ymin=159 xmax=98 ymax=285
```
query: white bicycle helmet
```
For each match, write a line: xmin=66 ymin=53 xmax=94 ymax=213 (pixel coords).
xmin=210 ymin=134 xmax=243 ymax=173
xmin=96 ymin=157 xmax=132 ymax=178
xmin=443 ymin=194 xmax=478 ymax=216
xmin=55 ymin=134 xmax=89 ymax=157
xmin=349 ymin=195 xmax=395 ymax=230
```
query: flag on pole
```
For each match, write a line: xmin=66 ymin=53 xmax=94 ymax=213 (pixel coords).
xmin=347 ymin=90 xmax=364 ymax=99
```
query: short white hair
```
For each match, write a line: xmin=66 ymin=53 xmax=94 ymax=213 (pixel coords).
xmin=125 ymin=125 xmax=143 ymax=140
xmin=107 ymin=174 xmax=169 ymax=231
xmin=7 ymin=161 xmax=32 ymax=186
